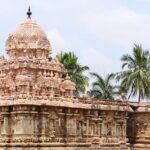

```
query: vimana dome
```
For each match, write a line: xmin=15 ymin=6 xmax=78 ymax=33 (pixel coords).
xmin=0 ymin=7 xmax=76 ymax=101
xmin=6 ymin=8 xmax=51 ymax=52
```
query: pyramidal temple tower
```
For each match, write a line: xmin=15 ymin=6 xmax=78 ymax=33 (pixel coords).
xmin=0 ymin=8 xmax=141 ymax=150
xmin=1 ymin=7 xmax=75 ymax=102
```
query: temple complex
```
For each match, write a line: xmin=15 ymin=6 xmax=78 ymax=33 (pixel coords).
xmin=0 ymin=8 xmax=150 ymax=150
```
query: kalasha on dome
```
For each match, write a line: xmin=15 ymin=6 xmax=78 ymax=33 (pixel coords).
xmin=6 ymin=8 xmax=51 ymax=52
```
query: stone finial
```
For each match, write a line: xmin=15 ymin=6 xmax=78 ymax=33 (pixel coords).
xmin=27 ymin=6 xmax=32 ymax=19
xmin=5 ymin=15 xmax=51 ymax=52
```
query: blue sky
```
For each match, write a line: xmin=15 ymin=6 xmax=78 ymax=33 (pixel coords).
xmin=1 ymin=0 xmax=150 ymax=75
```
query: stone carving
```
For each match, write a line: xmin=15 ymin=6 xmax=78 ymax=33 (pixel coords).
xmin=60 ymin=75 xmax=76 ymax=98
xmin=0 ymin=56 xmax=6 ymax=64
xmin=136 ymin=122 xmax=148 ymax=135
xmin=6 ymin=19 xmax=51 ymax=51
xmin=0 ymin=10 xmax=135 ymax=150
xmin=106 ymin=122 xmax=112 ymax=136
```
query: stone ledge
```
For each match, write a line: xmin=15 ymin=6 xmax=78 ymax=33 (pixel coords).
xmin=0 ymin=142 xmax=91 ymax=147
xmin=0 ymin=100 xmax=133 ymax=112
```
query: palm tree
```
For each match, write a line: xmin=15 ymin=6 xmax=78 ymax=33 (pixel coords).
xmin=90 ymin=73 xmax=117 ymax=100
xmin=56 ymin=52 xmax=89 ymax=95
xmin=116 ymin=44 xmax=150 ymax=102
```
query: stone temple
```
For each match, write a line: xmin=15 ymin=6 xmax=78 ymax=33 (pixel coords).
xmin=0 ymin=8 xmax=150 ymax=150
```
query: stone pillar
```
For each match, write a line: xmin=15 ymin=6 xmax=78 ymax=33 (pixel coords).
xmin=39 ymin=111 xmax=49 ymax=141
xmin=1 ymin=107 xmax=10 ymax=142
xmin=1 ymin=114 xmax=9 ymax=135
xmin=57 ymin=110 xmax=65 ymax=142
xmin=101 ymin=119 xmax=106 ymax=138
xmin=85 ymin=116 xmax=90 ymax=142
xmin=66 ymin=109 xmax=77 ymax=142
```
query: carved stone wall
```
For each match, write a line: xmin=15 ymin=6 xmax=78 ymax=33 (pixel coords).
xmin=127 ymin=103 xmax=150 ymax=150
xmin=0 ymin=102 xmax=131 ymax=150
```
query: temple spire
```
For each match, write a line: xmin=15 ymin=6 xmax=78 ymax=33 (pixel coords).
xmin=27 ymin=6 xmax=32 ymax=19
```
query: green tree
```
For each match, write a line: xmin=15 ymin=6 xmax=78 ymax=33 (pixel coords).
xmin=90 ymin=73 xmax=117 ymax=100
xmin=116 ymin=44 xmax=150 ymax=102
xmin=56 ymin=52 xmax=89 ymax=95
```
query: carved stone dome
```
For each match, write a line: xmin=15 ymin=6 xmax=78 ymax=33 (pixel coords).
xmin=61 ymin=75 xmax=76 ymax=91
xmin=6 ymin=18 xmax=51 ymax=52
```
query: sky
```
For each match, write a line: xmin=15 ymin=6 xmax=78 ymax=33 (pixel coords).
xmin=1 ymin=0 xmax=150 ymax=76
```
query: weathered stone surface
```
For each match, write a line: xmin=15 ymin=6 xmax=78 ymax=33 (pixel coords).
xmin=1 ymin=10 xmax=150 ymax=150
xmin=127 ymin=102 xmax=150 ymax=150
xmin=0 ymin=103 xmax=130 ymax=149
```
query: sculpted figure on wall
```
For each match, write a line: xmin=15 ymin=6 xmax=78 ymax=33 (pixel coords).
xmin=106 ymin=122 xmax=112 ymax=136
xmin=136 ymin=122 xmax=148 ymax=135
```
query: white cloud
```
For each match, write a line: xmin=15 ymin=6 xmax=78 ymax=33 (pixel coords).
xmin=46 ymin=29 xmax=71 ymax=56
xmin=80 ymin=7 xmax=150 ymax=52
xmin=78 ymin=48 xmax=114 ymax=74
xmin=46 ymin=28 xmax=117 ymax=76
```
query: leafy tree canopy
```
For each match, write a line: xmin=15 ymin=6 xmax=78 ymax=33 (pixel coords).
xmin=116 ymin=44 xmax=150 ymax=102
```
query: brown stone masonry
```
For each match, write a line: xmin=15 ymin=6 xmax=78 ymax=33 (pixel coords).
xmin=0 ymin=12 xmax=149 ymax=150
